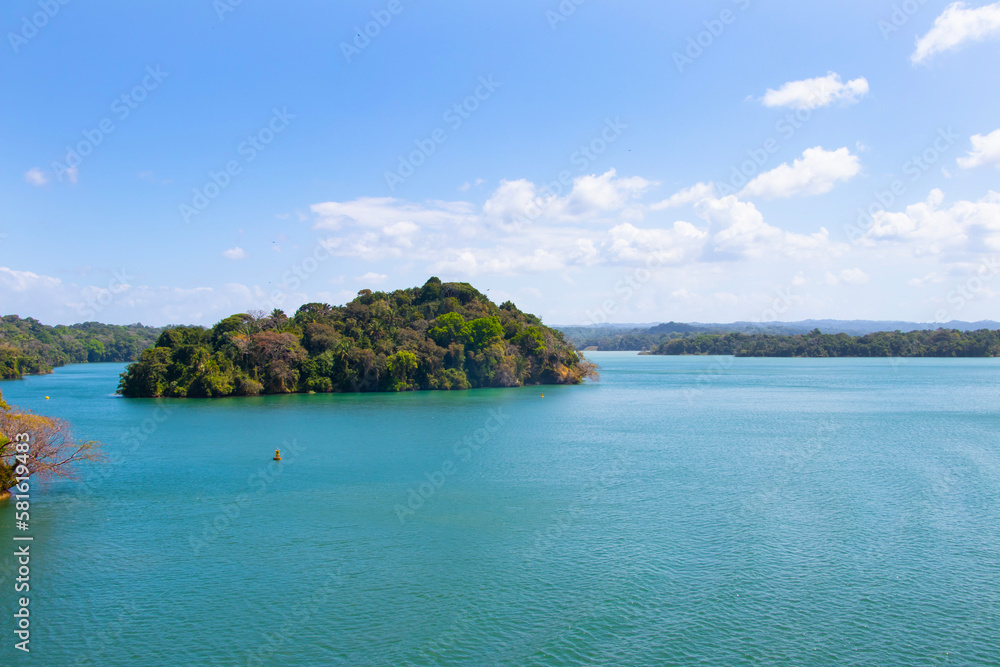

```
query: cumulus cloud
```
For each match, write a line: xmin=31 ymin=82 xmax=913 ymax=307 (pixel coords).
xmin=958 ymin=128 xmax=1000 ymax=169
xmin=740 ymin=147 xmax=861 ymax=199
xmin=759 ymin=72 xmax=869 ymax=110
xmin=694 ymin=191 xmax=848 ymax=261
xmin=24 ymin=168 xmax=48 ymax=186
xmin=0 ymin=266 xmax=62 ymax=292
xmin=458 ymin=178 xmax=485 ymax=191
xmin=860 ymin=189 xmax=1000 ymax=255
xmin=650 ymin=182 xmax=716 ymax=210
xmin=908 ymin=272 xmax=947 ymax=287
xmin=223 ymin=246 xmax=247 ymax=260
xmin=605 ymin=221 xmax=708 ymax=265
xmin=312 ymin=196 xmax=475 ymax=231
xmin=482 ymin=169 xmax=653 ymax=227
xmin=912 ymin=1 xmax=1000 ymax=64
xmin=356 ymin=272 xmax=387 ymax=284
xmin=825 ymin=268 xmax=870 ymax=286
xmin=307 ymin=170 xmax=848 ymax=281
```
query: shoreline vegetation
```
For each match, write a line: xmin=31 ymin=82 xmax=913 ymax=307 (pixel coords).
xmin=644 ymin=328 xmax=1000 ymax=357
xmin=117 ymin=278 xmax=599 ymax=398
xmin=0 ymin=389 xmax=103 ymax=496
xmin=0 ymin=316 xmax=163 ymax=380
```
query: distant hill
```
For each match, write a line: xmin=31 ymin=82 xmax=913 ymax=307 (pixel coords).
xmin=0 ymin=316 xmax=165 ymax=379
xmin=648 ymin=328 xmax=1000 ymax=358
xmin=556 ymin=320 xmax=1000 ymax=351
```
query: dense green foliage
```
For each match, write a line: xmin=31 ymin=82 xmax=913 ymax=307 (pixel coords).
xmin=0 ymin=316 xmax=164 ymax=379
xmin=648 ymin=328 xmax=1000 ymax=357
xmin=118 ymin=278 xmax=598 ymax=398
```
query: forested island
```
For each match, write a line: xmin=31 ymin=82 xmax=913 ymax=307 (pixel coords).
xmin=647 ymin=328 xmax=1000 ymax=357
xmin=118 ymin=278 xmax=598 ymax=398
xmin=0 ymin=316 xmax=164 ymax=379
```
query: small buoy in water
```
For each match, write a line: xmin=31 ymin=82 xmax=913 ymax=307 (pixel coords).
xmin=273 ymin=449 xmax=281 ymax=461
xmin=540 ymin=393 xmax=544 ymax=398
xmin=45 ymin=396 xmax=50 ymax=400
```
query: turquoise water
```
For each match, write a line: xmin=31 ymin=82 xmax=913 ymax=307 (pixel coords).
xmin=1 ymin=353 xmax=999 ymax=665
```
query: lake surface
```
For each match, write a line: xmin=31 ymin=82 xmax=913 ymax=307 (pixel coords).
xmin=1 ymin=353 xmax=999 ymax=665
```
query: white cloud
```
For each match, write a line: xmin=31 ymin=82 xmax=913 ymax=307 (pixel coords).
xmin=695 ymin=192 xmax=848 ymax=261
xmin=740 ymin=147 xmax=861 ymax=199
xmin=357 ymin=272 xmax=387 ymax=284
xmin=958 ymin=128 xmax=1000 ymax=169
xmin=307 ymin=171 xmax=847 ymax=282
xmin=482 ymin=169 xmax=653 ymax=227
xmin=860 ymin=189 xmax=1000 ymax=255
xmin=430 ymin=248 xmax=567 ymax=276
xmin=908 ymin=271 xmax=947 ymax=287
xmin=553 ymin=170 xmax=653 ymax=219
xmin=24 ymin=168 xmax=48 ymax=186
xmin=311 ymin=197 xmax=475 ymax=230
xmin=759 ymin=72 xmax=869 ymax=110
xmin=605 ymin=221 xmax=708 ymax=265
xmin=0 ymin=266 xmax=62 ymax=292
xmin=912 ymin=1 xmax=1000 ymax=63
xmin=650 ymin=182 xmax=716 ymax=210
xmin=825 ymin=268 xmax=870 ymax=286
xmin=66 ymin=165 xmax=78 ymax=184
xmin=222 ymin=246 xmax=247 ymax=260
xmin=458 ymin=178 xmax=485 ymax=191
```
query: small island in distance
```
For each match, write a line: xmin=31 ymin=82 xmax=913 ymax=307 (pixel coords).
xmin=4 ymin=284 xmax=999 ymax=392
xmin=117 ymin=278 xmax=598 ymax=398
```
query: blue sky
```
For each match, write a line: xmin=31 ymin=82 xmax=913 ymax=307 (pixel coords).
xmin=3 ymin=0 xmax=1000 ymax=327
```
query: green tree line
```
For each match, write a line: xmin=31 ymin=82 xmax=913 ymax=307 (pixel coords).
xmin=0 ymin=316 xmax=164 ymax=379
xmin=647 ymin=328 xmax=1000 ymax=357
xmin=118 ymin=278 xmax=599 ymax=398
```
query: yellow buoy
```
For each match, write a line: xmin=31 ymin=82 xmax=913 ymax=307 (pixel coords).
xmin=45 ymin=396 xmax=50 ymax=400
xmin=540 ymin=393 xmax=544 ymax=398
xmin=273 ymin=449 xmax=281 ymax=461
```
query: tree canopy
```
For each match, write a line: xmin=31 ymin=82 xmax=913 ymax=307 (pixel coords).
xmin=0 ymin=315 xmax=164 ymax=379
xmin=647 ymin=328 xmax=1000 ymax=357
xmin=118 ymin=279 xmax=599 ymax=398
xmin=0 ymin=388 xmax=103 ymax=493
